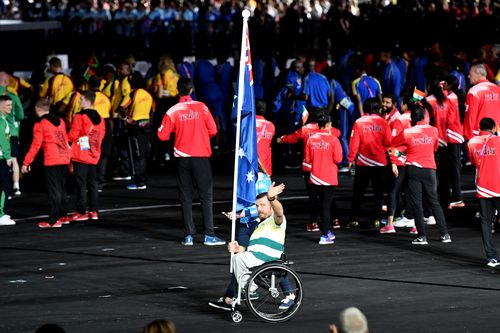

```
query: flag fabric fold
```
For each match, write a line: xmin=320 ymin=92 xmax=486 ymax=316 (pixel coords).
xmin=231 ymin=14 xmax=258 ymax=213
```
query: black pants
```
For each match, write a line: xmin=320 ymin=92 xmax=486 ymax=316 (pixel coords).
xmin=406 ymin=166 xmax=449 ymax=238
xmin=387 ymin=166 xmax=406 ymax=217
xmin=302 ymin=171 xmax=320 ymax=223
xmin=97 ymin=118 xmax=113 ymax=187
xmin=350 ymin=166 xmax=387 ymax=221
xmin=44 ymin=165 xmax=68 ymax=223
xmin=177 ymin=157 xmax=214 ymax=236
xmin=478 ymin=197 xmax=500 ymax=260
xmin=128 ymin=125 xmax=150 ymax=186
xmin=314 ymin=185 xmax=336 ymax=235
xmin=73 ymin=162 xmax=98 ymax=214
xmin=112 ymin=119 xmax=131 ymax=177
xmin=437 ymin=144 xmax=463 ymax=207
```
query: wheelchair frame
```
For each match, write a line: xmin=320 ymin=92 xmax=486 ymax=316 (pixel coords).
xmin=230 ymin=259 xmax=303 ymax=323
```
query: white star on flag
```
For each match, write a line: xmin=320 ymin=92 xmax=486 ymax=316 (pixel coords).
xmin=238 ymin=147 xmax=245 ymax=159
xmin=246 ymin=171 xmax=255 ymax=183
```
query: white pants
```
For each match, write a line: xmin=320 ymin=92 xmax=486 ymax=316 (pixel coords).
xmin=232 ymin=251 xmax=264 ymax=292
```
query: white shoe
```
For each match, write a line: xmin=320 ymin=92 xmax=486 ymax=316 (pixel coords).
xmin=424 ymin=216 xmax=436 ymax=225
xmin=393 ymin=216 xmax=415 ymax=228
xmin=0 ymin=215 xmax=15 ymax=226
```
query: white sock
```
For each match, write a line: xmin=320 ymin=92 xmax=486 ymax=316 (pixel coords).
xmin=13 ymin=182 xmax=19 ymax=190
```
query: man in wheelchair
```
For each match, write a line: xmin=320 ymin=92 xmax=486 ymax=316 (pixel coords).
xmin=209 ymin=180 xmax=293 ymax=310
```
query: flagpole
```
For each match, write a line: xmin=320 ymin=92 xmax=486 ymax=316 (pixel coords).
xmin=230 ymin=9 xmax=250 ymax=273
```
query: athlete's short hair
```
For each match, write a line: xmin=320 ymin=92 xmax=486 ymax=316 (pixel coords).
xmin=479 ymin=117 xmax=496 ymax=131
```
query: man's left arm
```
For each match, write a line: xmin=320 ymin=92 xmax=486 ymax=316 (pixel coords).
xmin=267 ymin=182 xmax=285 ymax=225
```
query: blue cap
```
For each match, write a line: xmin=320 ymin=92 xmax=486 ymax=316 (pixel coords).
xmin=256 ymin=172 xmax=272 ymax=196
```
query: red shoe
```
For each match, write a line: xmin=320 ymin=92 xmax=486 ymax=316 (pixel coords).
xmin=38 ymin=222 xmax=52 ymax=228
xmin=448 ymin=201 xmax=465 ymax=209
xmin=52 ymin=219 xmax=65 ymax=228
xmin=70 ymin=212 xmax=89 ymax=222
xmin=306 ymin=222 xmax=320 ymax=232
xmin=88 ymin=211 xmax=99 ymax=220
xmin=59 ymin=215 xmax=71 ymax=224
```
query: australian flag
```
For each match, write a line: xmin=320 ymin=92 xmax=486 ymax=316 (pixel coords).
xmin=231 ymin=25 xmax=258 ymax=212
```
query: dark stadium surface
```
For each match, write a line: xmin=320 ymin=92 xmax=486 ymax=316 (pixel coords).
xmin=1 ymin=158 xmax=499 ymax=333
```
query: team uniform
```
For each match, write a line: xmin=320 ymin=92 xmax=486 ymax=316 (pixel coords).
xmin=392 ymin=122 xmax=451 ymax=243
xmin=348 ymin=114 xmax=391 ymax=224
xmin=281 ymin=123 xmax=340 ymax=230
xmin=39 ymin=72 xmax=74 ymax=112
xmin=23 ymin=114 xmax=71 ymax=227
xmin=352 ymin=74 xmax=382 ymax=109
xmin=122 ymin=88 xmax=154 ymax=188
xmin=93 ymin=91 xmax=112 ymax=190
xmin=158 ymin=95 xmax=221 ymax=242
xmin=464 ymin=79 xmax=500 ymax=139
xmin=426 ymin=94 xmax=464 ymax=207
xmin=468 ymin=132 xmax=500 ymax=265
xmin=67 ymin=109 xmax=105 ymax=219
xmin=330 ymin=78 xmax=356 ymax=167
xmin=0 ymin=112 xmax=12 ymax=225
xmin=303 ymin=72 xmax=330 ymax=112
xmin=304 ymin=129 xmax=343 ymax=242
xmin=256 ymin=115 xmax=275 ymax=176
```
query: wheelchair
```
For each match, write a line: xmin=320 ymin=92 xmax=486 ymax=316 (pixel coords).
xmin=229 ymin=256 xmax=303 ymax=323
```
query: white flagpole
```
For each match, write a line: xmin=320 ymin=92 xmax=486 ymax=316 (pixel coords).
xmin=230 ymin=9 xmax=251 ymax=273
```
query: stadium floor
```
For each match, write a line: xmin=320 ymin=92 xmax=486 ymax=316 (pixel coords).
xmin=1 ymin=158 xmax=499 ymax=333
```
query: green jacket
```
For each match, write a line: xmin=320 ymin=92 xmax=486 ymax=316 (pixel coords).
xmin=0 ymin=116 xmax=11 ymax=160
xmin=0 ymin=86 xmax=24 ymax=137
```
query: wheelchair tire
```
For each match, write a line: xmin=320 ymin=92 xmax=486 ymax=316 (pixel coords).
xmin=245 ymin=263 xmax=303 ymax=323
xmin=231 ymin=310 xmax=243 ymax=323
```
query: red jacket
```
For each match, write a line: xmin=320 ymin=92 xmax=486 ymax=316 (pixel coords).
xmin=348 ymin=114 xmax=391 ymax=166
xmin=444 ymin=92 xmax=465 ymax=144
xmin=392 ymin=123 xmax=439 ymax=169
xmin=281 ymin=123 xmax=340 ymax=171
xmin=304 ymin=129 xmax=343 ymax=185
xmin=67 ymin=109 xmax=105 ymax=165
xmin=386 ymin=110 xmax=408 ymax=167
xmin=256 ymin=115 xmax=275 ymax=176
xmin=23 ymin=114 xmax=70 ymax=167
xmin=464 ymin=80 xmax=500 ymax=139
xmin=157 ymin=96 xmax=217 ymax=157
xmin=426 ymin=94 xmax=464 ymax=146
xmin=468 ymin=132 xmax=500 ymax=198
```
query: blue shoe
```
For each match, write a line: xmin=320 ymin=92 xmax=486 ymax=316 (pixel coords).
xmin=278 ymin=298 xmax=295 ymax=310
xmin=181 ymin=235 xmax=193 ymax=246
xmin=327 ymin=230 xmax=336 ymax=241
xmin=126 ymin=184 xmax=147 ymax=190
xmin=319 ymin=235 xmax=334 ymax=245
xmin=203 ymin=235 xmax=226 ymax=246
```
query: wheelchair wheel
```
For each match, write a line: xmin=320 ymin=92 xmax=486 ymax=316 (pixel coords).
xmin=231 ymin=310 xmax=243 ymax=323
xmin=245 ymin=263 xmax=303 ymax=323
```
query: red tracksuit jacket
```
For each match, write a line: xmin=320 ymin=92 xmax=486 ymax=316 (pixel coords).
xmin=67 ymin=109 xmax=105 ymax=165
xmin=304 ymin=129 xmax=343 ymax=185
xmin=426 ymin=94 xmax=464 ymax=146
xmin=281 ymin=123 xmax=340 ymax=171
xmin=157 ymin=96 xmax=217 ymax=157
xmin=464 ymin=80 xmax=500 ymax=139
xmin=23 ymin=114 xmax=70 ymax=167
xmin=468 ymin=132 xmax=500 ymax=198
xmin=348 ymin=114 xmax=391 ymax=166
xmin=256 ymin=115 xmax=275 ymax=176
xmin=392 ymin=123 xmax=439 ymax=169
